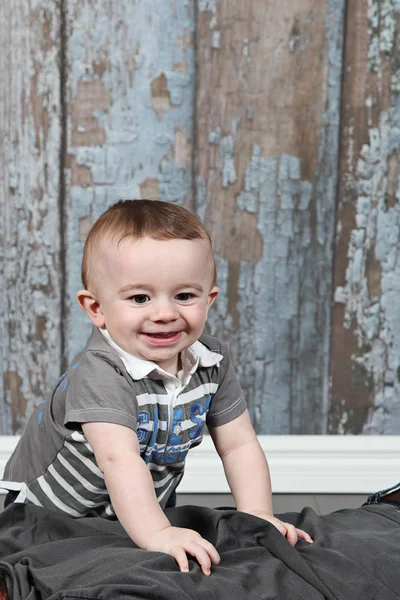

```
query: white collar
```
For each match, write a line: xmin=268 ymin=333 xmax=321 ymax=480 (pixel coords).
xmin=99 ymin=328 xmax=223 ymax=382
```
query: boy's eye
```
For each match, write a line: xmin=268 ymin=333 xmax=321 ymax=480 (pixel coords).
xmin=175 ymin=292 xmax=193 ymax=302
xmin=131 ymin=294 xmax=150 ymax=304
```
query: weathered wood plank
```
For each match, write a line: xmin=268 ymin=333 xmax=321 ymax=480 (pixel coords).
xmin=0 ymin=1 xmax=62 ymax=433
xmin=196 ymin=0 xmax=345 ymax=433
xmin=64 ymin=0 xmax=196 ymax=358
xmin=330 ymin=0 xmax=400 ymax=434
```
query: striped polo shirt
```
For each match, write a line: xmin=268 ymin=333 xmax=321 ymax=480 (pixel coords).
xmin=2 ymin=327 xmax=246 ymax=517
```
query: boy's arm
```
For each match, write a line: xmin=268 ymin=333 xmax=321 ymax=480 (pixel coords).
xmin=209 ymin=410 xmax=313 ymax=545
xmin=82 ymin=421 xmax=220 ymax=574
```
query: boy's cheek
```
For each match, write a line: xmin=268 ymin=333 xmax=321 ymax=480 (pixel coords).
xmin=192 ymin=307 xmax=210 ymax=325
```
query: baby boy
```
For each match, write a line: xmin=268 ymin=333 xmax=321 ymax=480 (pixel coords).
xmin=2 ymin=200 xmax=312 ymax=575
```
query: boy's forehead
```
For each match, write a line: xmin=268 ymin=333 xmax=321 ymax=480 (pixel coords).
xmin=99 ymin=234 xmax=211 ymax=257
xmin=94 ymin=235 xmax=214 ymax=281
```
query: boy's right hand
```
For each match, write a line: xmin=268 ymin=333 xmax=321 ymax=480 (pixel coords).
xmin=82 ymin=423 xmax=219 ymax=575
xmin=147 ymin=526 xmax=220 ymax=575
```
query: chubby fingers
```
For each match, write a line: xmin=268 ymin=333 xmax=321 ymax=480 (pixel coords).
xmin=200 ymin=538 xmax=221 ymax=566
xmin=172 ymin=546 xmax=190 ymax=573
xmin=296 ymin=527 xmax=314 ymax=544
xmin=271 ymin=520 xmax=287 ymax=537
xmin=283 ymin=523 xmax=314 ymax=545
xmin=283 ymin=522 xmax=298 ymax=546
xmin=149 ymin=526 xmax=220 ymax=576
xmin=187 ymin=539 xmax=220 ymax=575
xmin=171 ymin=538 xmax=220 ymax=576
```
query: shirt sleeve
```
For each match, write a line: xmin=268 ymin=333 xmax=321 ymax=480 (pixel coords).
xmin=206 ymin=341 xmax=247 ymax=428
xmin=63 ymin=350 xmax=139 ymax=431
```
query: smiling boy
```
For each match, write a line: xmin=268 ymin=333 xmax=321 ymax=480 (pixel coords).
xmin=2 ymin=200 xmax=312 ymax=575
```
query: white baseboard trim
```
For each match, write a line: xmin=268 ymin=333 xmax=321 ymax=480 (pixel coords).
xmin=181 ymin=435 xmax=400 ymax=494
xmin=0 ymin=435 xmax=398 ymax=495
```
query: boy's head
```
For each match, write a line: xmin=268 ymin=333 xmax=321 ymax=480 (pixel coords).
xmin=81 ymin=199 xmax=217 ymax=292
xmin=77 ymin=200 xmax=219 ymax=374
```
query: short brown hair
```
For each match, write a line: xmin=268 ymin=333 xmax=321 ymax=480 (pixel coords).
xmin=81 ymin=199 xmax=216 ymax=290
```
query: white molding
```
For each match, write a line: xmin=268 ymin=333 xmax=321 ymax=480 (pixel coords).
xmin=181 ymin=435 xmax=400 ymax=494
xmin=0 ymin=435 xmax=399 ymax=495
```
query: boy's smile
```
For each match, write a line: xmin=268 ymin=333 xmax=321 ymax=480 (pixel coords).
xmin=78 ymin=236 xmax=219 ymax=374
xmin=142 ymin=331 xmax=183 ymax=344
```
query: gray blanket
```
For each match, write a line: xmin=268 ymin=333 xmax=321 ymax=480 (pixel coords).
xmin=0 ymin=502 xmax=399 ymax=599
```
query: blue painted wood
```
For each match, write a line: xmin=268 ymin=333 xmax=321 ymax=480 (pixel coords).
xmin=4 ymin=0 xmax=400 ymax=438
xmin=196 ymin=0 xmax=346 ymax=433
xmin=0 ymin=1 xmax=62 ymax=433
xmin=330 ymin=0 xmax=400 ymax=434
xmin=64 ymin=0 xmax=196 ymax=358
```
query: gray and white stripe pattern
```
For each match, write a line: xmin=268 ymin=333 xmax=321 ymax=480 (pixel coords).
xmin=25 ymin=431 xmax=112 ymax=517
xmin=3 ymin=329 xmax=246 ymax=518
xmin=24 ymin=375 xmax=219 ymax=515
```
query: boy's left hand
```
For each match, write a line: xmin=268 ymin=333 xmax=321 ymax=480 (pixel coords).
xmin=246 ymin=510 xmax=314 ymax=545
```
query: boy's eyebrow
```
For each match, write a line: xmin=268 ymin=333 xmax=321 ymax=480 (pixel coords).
xmin=117 ymin=282 xmax=205 ymax=293
xmin=180 ymin=283 xmax=204 ymax=292
xmin=117 ymin=283 xmax=146 ymax=293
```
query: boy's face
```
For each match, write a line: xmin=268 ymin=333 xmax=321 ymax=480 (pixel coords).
xmin=77 ymin=236 xmax=219 ymax=374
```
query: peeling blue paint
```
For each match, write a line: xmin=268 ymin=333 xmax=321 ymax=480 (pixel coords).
xmin=220 ymin=136 xmax=237 ymax=188
xmin=206 ymin=0 xmax=345 ymax=434
xmin=208 ymin=128 xmax=221 ymax=145
xmin=65 ymin=0 xmax=196 ymax=358
xmin=212 ymin=31 xmax=220 ymax=49
xmin=166 ymin=71 xmax=191 ymax=106
xmin=198 ymin=0 xmax=216 ymax=15
xmin=159 ymin=160 xmax=189 ymax=203
xmin=337 ymin=104 xmax=400 ymax=432
xmin=1 ymin=2 xmax=62 ymax=433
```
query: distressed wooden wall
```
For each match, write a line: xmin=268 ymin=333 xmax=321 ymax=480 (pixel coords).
xmin=0 ymin=1 xmax=62 ymax=435
xmin=1 ymin=0 xmax=400 ymax=436
xmin=64 ymin=0 xmax=196 ymax=357
xmin=197 ymin=0 xmax=345 ymax=434
xmin=330 ymin=0 xmax=400 ymax=434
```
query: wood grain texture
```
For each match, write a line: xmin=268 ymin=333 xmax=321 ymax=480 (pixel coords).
xmin=196 ymin=0 xmax=345 ymax=433
xmin=330 ymin=0 xmax=400 ymax=434
xmin=3 ymin=0 xmax=400 ymax=437
xmin=64 ymin=0 xmax=196 ymax=358
xmin=0 ymin=1 xmax=62 ymax=433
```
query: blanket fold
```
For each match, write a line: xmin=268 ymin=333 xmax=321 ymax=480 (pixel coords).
xmin=0 ymin=503 xmax=399 ymax=599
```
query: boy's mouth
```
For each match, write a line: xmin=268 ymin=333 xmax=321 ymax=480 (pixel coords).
xmin=142 ymin=331 xmax=182 ymax=344
xmin=146 ymin=332 xmax=178 ymax=338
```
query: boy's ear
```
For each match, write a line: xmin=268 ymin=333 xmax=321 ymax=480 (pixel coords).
xmin=76 ymin=289 xmax=105 ymax=328
xmin=206 ymin=286 xmax=219 ymax=313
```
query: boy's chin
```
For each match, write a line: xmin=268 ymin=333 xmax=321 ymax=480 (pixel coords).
xmin=142 ymin=349 xmax=182 ymax=374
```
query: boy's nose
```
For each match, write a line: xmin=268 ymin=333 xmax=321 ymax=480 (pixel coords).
xmin=150 ymin=300 xmax=179 ymax=322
